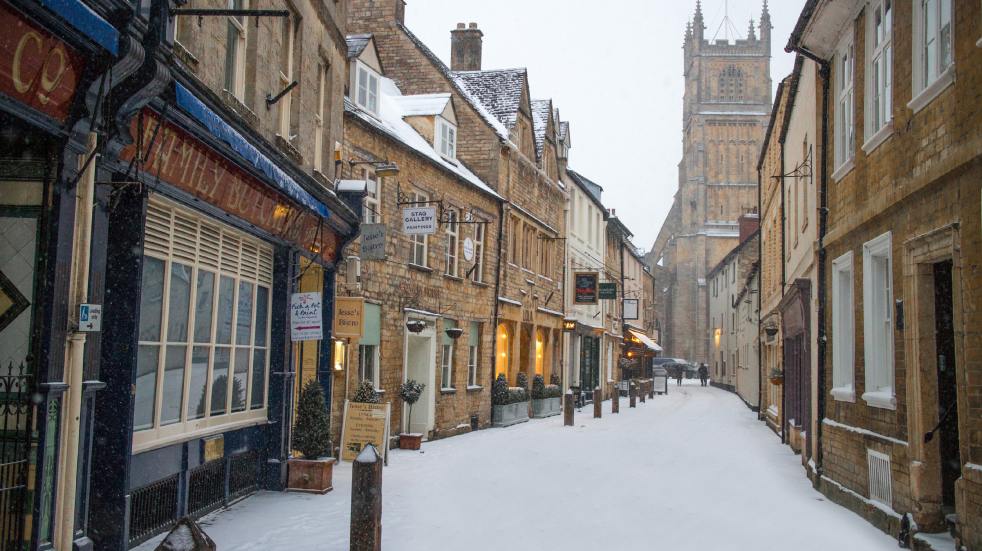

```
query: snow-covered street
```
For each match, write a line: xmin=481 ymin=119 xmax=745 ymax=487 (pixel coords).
xmin=138 ymin=381 xmax=897 ymax=550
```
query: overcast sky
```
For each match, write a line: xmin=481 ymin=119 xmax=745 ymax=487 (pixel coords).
xmin=404 ymin=0 xmax=806 ymax=250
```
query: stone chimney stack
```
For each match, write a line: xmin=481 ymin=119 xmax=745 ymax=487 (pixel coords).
xmin=451 ymin=22 xmax=483 ymax=71
xmin=738 ymin=213 xmax=760 ymax=243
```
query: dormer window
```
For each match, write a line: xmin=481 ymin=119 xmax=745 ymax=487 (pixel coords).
xmin=355 ymin=62 xmax=379 ymax=114
xmin=437 ymin=117 xmax=456 ymax=160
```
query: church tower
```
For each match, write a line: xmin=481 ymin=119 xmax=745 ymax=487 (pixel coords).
xmin=649 ymin=1 xmax=772 ymax=364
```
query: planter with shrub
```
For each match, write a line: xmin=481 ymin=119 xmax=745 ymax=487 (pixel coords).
xmin=531 ymin=374 xmax=562 ymax=418
xmin=288 ymin=380 xmax=335 ymax=493
xmin=491 ymin=374 xmax=530 ymax=427
xmin=398 ymin=379 xmax=425 ymax=450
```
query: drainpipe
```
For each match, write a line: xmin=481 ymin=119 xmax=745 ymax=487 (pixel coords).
xmin=779 ymin=124 xmax=787 ymax=444
xmin=490 ymin=189 xmax=505 ymax=423
xmin=54 ymin=131 xmax=98 ymax=550
xmin=757 ymin=168 xmax=764 ymax=418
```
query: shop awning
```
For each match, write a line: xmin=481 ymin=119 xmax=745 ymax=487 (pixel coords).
xmin=628 ymin=329 xmax=662 ymax=352
xmin=41 ymin=0 xmax=118 ymax=54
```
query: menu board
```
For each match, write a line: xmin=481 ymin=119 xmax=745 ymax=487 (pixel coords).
xmin=340 ymin=401 xmax=391 ymax=463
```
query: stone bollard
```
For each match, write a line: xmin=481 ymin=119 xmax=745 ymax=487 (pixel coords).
xmin=351 ymin=445 xmax=383 ymax=551
xmin=612 ymin=387 xmax=620 ymax=414
xmin=564 ymin=390 xmax=574 ymax=426
xmin=155 ymin=517 xmax=215 ymax=551
xmin=629 ymin=382 xmax=637 ymax=408
xmin=593 ymin=386 xmax=602 ymax=418
xmin=648 ymin=380 xmax=655 ymax=399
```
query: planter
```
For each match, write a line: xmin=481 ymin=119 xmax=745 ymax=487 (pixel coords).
xmin=399 ymin=433 xmax=423 ymax=450
xmin=531 ymin=397 xmax=561 ymax=418
xmin=492 ymin=401 xmax=530 ymax=427
xmin=769 ymin=376 xmax=784 ymax=386
xmin=287 ymin=457 xmax=335 ymax=494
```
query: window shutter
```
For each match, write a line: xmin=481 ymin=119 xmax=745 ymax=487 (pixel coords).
xmin=360 ymin=303 xmax=380 ymax=346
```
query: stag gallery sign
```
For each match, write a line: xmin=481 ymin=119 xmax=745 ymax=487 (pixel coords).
xmin=402 ymin=206 xmax=437 ymax=235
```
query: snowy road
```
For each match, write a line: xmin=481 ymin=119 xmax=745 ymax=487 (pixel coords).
xmin=138 ymin=381 xmax=897 ymax=550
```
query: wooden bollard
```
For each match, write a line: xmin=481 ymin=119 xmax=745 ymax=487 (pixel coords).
xmin=612 ymin=387 xmax=620 ymax=413
xmin=564 ymin=390 xmax=574 ymax=426
xmin=629 ymin=382 xmax=637 ymax=408
xmin=593 ymin=386 xmax=602 ymax=418
xmin=648 ymin=380 xmax=655 ymax=399
xmin=351 ymin=444 xmax=383 ymax=551
xmin=640 ymin=381 xmax=646 ymax=403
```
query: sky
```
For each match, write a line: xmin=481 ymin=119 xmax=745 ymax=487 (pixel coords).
xmin=404 ymin=0 xmax=806 ymax=251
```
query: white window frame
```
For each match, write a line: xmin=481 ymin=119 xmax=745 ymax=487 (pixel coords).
xmin=445 ymin=208 xmax=459 ymax=277
xmin=831 ymin=251 xmax=855 ymax=402
xmin=409 ymin=190 xmax=428 ymax=267
xmin=358 ymin=344 xmax=379 ymax=389
xmin=277 ymin=11 xmax=296 ymax=140
xmin=864 ymin=0 xmax=893 ymax=152
xmin=436 ymin=117 xmax=457 ymax=160
xmin=134 ymin=196 xmax=271 ymax=453
xmin=862 ymin=232 xmax=895 ymax=409
xmin=833 ymin=30 xmax=855 ymax=181
xmin=362 ymin=168 xmax=380 ymax=224
xmin=909 ymin=0 xmax=954 ymax=113
xmin=223 ymin=0 xmax=247 ymax=100
xmin=355 ymin=61 xmax=380 ymax=115
xmin=471 ymin=221 xmax=485 ymax=283
xmin=441 ymin=342 xmax=454 ymax=389
xmin=313 ymin=63 xmax=327 ymax=173
xmin=467 ymin=344 xmax=478 ymax=387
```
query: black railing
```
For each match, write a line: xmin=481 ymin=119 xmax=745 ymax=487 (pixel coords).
xmin=228 ymin=451 xmax=258 ymax=500
xmin=188 ymin=459 xmax=226 ymax=518
xmin=128 ymin=473 xmax=180 ymax=547
xmin=0 ymin=360 xmax=33 ymax=550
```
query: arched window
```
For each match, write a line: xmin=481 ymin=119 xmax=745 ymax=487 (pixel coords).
xmin=718 ymin=66 xmax=744 ymax=101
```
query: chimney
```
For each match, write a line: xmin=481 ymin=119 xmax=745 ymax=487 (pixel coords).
xmin=738 ymin=213 xmax=760 ymax=243
xmin=451 ymin=22 xmax=483 ymax=71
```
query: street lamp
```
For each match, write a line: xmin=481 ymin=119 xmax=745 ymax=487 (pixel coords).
xmin=349 ymin=159 xmax=400 ymax=178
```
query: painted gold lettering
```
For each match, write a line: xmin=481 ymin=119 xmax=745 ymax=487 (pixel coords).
xmin=12 ymin=31 xmax=43 ymax=94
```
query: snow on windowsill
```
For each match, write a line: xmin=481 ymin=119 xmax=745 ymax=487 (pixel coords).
xmin=830 ymin=385 xmax=855 ymax=403
xmin=907 ymin=66 xmax=955 ymax=115
xmin=766 ymin=405 xmax=779 ymax=418
xmin=861 ymin=390 xmax=896 ymax=410
xmin=465 ymin=385 xmax=483 ymax=392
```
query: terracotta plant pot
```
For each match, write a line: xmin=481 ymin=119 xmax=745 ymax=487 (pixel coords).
xmin=287 ymin=457 xmax=335 ymax=494
xmin=399 ymin=433 xmax=422 ymax=450
xmin=769 ymin=376 xmax=784 ymax=386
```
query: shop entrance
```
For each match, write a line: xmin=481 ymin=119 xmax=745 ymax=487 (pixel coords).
xmin=405 ymin=329 xmax=435 ymax=437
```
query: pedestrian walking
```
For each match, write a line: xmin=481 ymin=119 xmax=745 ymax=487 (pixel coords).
xmin=698 ymin=363 xmax=709 ymax=387
xmin=675 ymin=365 xmax=684 ymax=386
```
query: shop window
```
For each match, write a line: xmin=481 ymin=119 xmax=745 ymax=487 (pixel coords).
xmin=495 ymin=323 xmax=509 ymax=379
xmin=134 ymin=196 xmax=272 ymax=451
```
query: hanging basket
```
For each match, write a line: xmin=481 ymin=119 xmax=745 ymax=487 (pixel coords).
xmin=769 ymin=375 xmax=784 ymax=386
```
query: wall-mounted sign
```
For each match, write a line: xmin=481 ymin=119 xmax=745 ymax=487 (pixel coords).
xmin=574 ymin=272 xmax=599 ymax=304
xmin=624 ymin=298 xmax=639 ymax=320
xmin=562 ymin=319 xmax=577 ymax=332
xmin=360 ymin=224 xmax=386 ymax=261
xmin=79 ymin=304 xmax=102 ymax=332
xmin=333 ymin=296 xmax=365 ymax=339
xmin=340 ymin=400 xmax=391 ymax=463
xmin=462 ymin=237 xmax=475 ymax=261
xmin=598 ymin=282 xmax=617 ymax=300
xmin=402 ymin=206 xmax=437 ymax=235
xmin=291 ymin=292 xmax=323 ymax=341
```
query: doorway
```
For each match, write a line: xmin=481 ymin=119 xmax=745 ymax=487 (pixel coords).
xmin=404 ymin=330 xmax=435 ymax=437
xmin=932 ymin=260 xmax=959 ymax=514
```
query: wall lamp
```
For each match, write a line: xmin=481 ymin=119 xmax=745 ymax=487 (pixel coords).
xmin=349 ymin=159 xmax=400 ymax=178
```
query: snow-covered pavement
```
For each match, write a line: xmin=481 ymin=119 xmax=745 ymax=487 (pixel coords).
xmin=138 ymin=381 xmax=897 ymax=550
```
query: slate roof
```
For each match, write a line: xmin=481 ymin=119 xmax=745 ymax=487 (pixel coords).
xmin=531 ymin=99 xmax=552 ymax=159
xmin=346 ymin=33 xmax=372 ymax=59
xmin=451 ymin=68 xmax=527 ymax=130
xmin=559 ymin=121 xmax=570 ymax=144
xmin=567 ymin=169 xmax=604 ymax=205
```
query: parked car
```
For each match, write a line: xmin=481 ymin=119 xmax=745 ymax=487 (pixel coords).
xmin=654 ymin=358 xmax=699 ymax=379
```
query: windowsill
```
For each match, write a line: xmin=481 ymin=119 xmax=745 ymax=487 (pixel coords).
xmin=862 ymin=122 xmax=894 ymax=155
xmin=830 ymin=385 xmax=856 ymax=403
xmin=470 ymin=279 xmax=490 ymax=288
xmin=831 ymin=158 xmax=855 ymax=183
xmin=443 ymin=274 xmax=464 ymax=282
xmin=439 ymin=154 xmax=458 ymax=165
xmin=133 ymin=413 xmax=269 ymax=454
xmin=908 ymin=66 xmax=955 ymax=114
xmin=440 ymin=387 xmax=457 ymax=395
xmin=862 ymin=390 xmax=896 ymax=410
xmin=537 ymin=274 xmax=553 ymax=282
xmin=466 ymin=385 xmax=483 ymax=392
xmin=507 ymin=262 xmax=519 ymax=269
xmin=408 ymin=263 xmax=433 ymax=273
xmin=521 ymin=268 xmax=535 ymax=275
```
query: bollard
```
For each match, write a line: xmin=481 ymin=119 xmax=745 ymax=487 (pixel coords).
xmin=612 ymin=387 xmax=620 ymax=413
xmin=351 ymin=445 xmax=383 ymax=551
xmin=640 ymin=381 xmax=646 ymax=403
xmin=564 ymin=389 xmax=574 ymax=426
xmin=648 ymin=380 xmax=655 ymax=399
xmin=594 ymin=386 xmax=602 ymax=418
xmin=629 ymin=382 xmax=637 ymax=408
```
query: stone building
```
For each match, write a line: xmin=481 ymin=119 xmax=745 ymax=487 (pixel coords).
xmin=648 ymin=1 xmax=773 ymax=365
xmin=332 ymin=34 xmax=501 ymax=443
xmin=788 ymin=0 xmax=982 ymax=547
xmin=346 ymin=2 xmax=568 ymax=400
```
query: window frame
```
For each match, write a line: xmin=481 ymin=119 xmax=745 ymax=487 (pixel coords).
xmin=277 ymin=10 xmax=297 ymax=140
xmin=910 ymin=0 xmax=954 ymax=111
xmin=408 ymin=190 xmax=428 ymax=267
xmin=445 ymin=208 xmax=459 ymax=277
xmin=864 ymin=0 xmax=894 ymax=151
xmin=362 ymin=168 xmax=380 ymax=224
xmin=831 ymin=251 xmax=856 ymax=402
xmin=358 ymin=344 xmax=380 ymax=389
xmin=833 ymin=28 xmax=856 ymax=179
xmin=862 ymin=232 xmax=895 ymax=409
xmin=223 ymin=0 xmax=248 ymax=100
xmin=471 ymin=221 xmax=485 ymax=283
xmin=436 ymin=116 xmax=457 ymax=160
xmin=313 ymin=62 xmax=327 ymax=173
xmin=441 ymin=342 xmax=455 ymax=390
xmin=355 ymin=61 xmax=380 ymax=115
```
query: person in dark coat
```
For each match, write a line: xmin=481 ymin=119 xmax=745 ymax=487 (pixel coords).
xmin=698 ymin=363 xmax=709 ymax=386
xmin=675 ymin=364 xmax=684 ymax=386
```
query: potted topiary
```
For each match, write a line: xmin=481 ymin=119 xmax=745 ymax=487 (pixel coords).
xmin=353 ymin=380 xmax=380 ymax=403
xmin=398 ymin=379 xmax=425 ymax=450
xmin=288 ymin=380 xmax=335 ymax=493
xmin=531 ymin=374 xmax=562 ymax=418
xmin=492 ymin=373 xmax=530 ymax=427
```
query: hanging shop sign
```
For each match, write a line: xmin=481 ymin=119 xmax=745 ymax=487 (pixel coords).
xmin=360 ymin=223 xmax=386 ymax=261
xmin=574 ymin=272 xmax=599 ymax=304
xmin=562 ymin=319 xmax=577 ymax=332
xmin=291 ymin=292 xmax=323 ymax=341
xmin=0 ymin=1 xmax=86 ymax=122
xmin=402 ymin=206 xmax=437 ymax=235
xmin=333 ymin=296 xmax=365 ymax=339
xmin=462 ymin=237 xmax=475 ymax=261
xmin=340 ymin=400 xmax=390 ymax=463
xmin=120 ymin=110 xmax=339 ymax=262
xmin=598 ymin=282 xmax=617 ymax=300
xmin=624 ymin=298 xmax=639 ymax=320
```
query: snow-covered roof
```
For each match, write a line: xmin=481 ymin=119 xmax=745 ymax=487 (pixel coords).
xmin=393 ymin=93 xmax=452 ymax=117
xmin=451 ymin=68 xmax=527 ymax=130
xmin=345 ymin=78 xmax=501 ymax=201
xmin=559 ymin=121 xmax=570 ymax=144
xmin=567 ymin=169 xmax=605 ymax=211
xmin=531 ymin=99 xmax=551 ymax=159
xmin=346 ymin=33 xmax=372 ymax=59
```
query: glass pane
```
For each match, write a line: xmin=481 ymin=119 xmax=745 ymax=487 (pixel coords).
xmin=188 ymin=346 xmax=209 ymax=420
xmin=236 ymin=281 xmax=254 ymax=345
xmin=211 ymin=348 xmax=230 ymax=415
xmin=231 ymin=347 xmax=249 ymax=412
xmin=225 ymin=21 xmax=237 ymax=91
xmin=134 ymin=345 xmax=159 ymax=430
xmin=194 ymin=271 xmax=215 ymax=343
xmin=167 ymin=263 xmax=192 ymax=342
xmin=216 ymin=276 xmax=235 ymax=344
xmin=161 ymin=345 xmax=187 ymax=425
xmin=251 ymin=348 xmax=266 ymax=409
xmin=139 ymin=257 xmax=165 ymax=342
xmin=255 ymin=286 xmax=269 ymax=347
